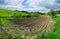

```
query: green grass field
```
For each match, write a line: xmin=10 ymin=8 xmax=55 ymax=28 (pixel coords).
xmin=46 ymin=16 xmax=60 ymax=39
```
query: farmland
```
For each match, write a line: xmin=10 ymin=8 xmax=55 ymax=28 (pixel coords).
xmin=0 ymin=9 xmax=60 ymax=39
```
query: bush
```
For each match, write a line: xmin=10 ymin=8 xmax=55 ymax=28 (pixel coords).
xmin=48 ymin=9 xmax=56 ymax=16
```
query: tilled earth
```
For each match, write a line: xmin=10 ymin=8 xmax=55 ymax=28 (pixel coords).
xmin=9 ymin=16 xmax=53 ymax=39
xmin=9 ymin=16 xmax=52 ymax=31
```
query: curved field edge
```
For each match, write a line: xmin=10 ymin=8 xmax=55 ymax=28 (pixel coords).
xmin=46 ymin=16 xmax=60 ymax=39
xmin=36 ymin=16 xmax=60 ymax=39
xmin=36 ymin=16 xmax=54 ymax=39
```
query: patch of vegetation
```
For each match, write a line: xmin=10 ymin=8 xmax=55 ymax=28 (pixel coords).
xmin=48 ymin=9 xmax=56 ymax=17
xmin=46 ymin=16 xmax=60 ymax=39
xmin=48 ymin=9 xmax=60 ymax=17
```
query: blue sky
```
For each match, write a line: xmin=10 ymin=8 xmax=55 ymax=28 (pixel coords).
xmin=0 ymin=0 xmax=60 ymax=13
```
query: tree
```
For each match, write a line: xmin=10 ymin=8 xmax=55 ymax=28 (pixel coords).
xmin=57 ymin=10 xmax=60 ymax=14
xmin=48 ymin=9 xmax=56 ymax=16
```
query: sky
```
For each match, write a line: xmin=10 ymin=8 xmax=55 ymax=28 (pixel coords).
xmin=0 ymin=0 xmax=60 ymax=13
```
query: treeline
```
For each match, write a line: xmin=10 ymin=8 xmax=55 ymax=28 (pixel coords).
xmin=48 ymin=9 xmax=60 ymax=16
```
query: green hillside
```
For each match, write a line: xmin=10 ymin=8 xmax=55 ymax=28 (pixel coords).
xmin=0 ymin=9 xmax=40 ymax=18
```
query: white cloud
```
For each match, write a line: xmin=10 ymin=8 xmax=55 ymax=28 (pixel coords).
xmin=4 ymin=0 xmax=25 ymax=9
xmin=24 ymin=0 xmax=55 ymax=12
xmin=0 ymin=0 xmax=59 ymax=13
xmin=0 ymin=0 xmax=25 ymax=10
xmin=26 ymin=0 xmax=55 ymax=7
xmin=5 ymin=0 xmax=24 ymax=5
